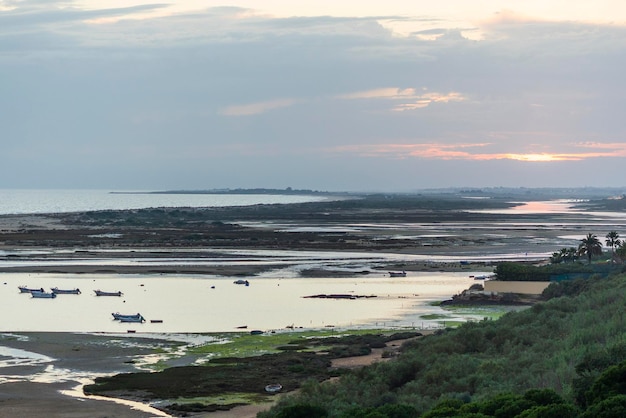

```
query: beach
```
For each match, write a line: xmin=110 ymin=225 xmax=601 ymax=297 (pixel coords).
xmin=0 ymin=332 xmax=175 ymax=417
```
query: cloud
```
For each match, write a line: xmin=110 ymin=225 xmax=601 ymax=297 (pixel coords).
xmin=336 ymin=88 xmax=467 ymax=111
xmin=0 ymin=2 xmax=168 ymax=27
xmin=220 ymin=98 xmax=298 ymax=116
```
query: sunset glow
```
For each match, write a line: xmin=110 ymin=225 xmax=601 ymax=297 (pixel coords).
xmin=506 ymin=154 xmax=573 ymax=162
xmin=329 ymin=143 xmax=626 ymax=163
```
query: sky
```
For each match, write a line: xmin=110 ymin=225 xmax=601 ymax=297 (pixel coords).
xmin=1 ymin=1 xmax=626 ymax=192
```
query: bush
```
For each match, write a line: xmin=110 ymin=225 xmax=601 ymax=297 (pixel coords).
xmin=275 ymin=404 xmax=328 ymax=418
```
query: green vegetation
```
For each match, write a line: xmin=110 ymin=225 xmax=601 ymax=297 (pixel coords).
xmin=259 ymin=273 xmax=626 ymax=417
xmin=605 ymin=231 xmax=621 ymax=256
xmin=186 ymin=329 xmax=413 ymax=360
xmin=83 ymin=331 xmax=421 ymax=414
xmin=494 ymin=261 xmax=605 ymax=281
xmin=578 ymin=233 xmax=603 ymax=264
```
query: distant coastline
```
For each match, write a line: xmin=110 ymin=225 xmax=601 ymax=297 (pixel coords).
xmin=111 ymin=187 xmax=347 ymax=196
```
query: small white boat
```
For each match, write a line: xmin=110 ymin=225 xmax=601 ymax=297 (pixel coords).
xmin=265 ymin=383 xmax=282 ymax=393
xmin=31 ymin=290 xmax=57 ymax=299
xmin=119 ymin=315 xmax=145 ymax=323
xmin=112 ymin=312 xmax=143 ymax=321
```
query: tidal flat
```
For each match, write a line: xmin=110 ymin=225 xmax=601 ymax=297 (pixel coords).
xmin=1 ymin=191 xmax=625 ymax=416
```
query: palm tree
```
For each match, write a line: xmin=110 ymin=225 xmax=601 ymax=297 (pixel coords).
xmin=550 ymin=251 xmax=563 ymax=264
xmin=557 ymin=247 xmax=578 ymax=263
xmin=565 ymin=247 xmax=578 ymax=263
xmin=605 ymin=231 xmax=621 ymax=259
xmin=578 ymin=233 xmax=603 ymax=264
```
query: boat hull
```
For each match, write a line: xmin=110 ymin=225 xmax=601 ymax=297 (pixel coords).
xmin=95 ymin=290 xmax=123 ymax=296
xmin=31 ymin=291 xmax=56 ymax=299
xmin=51 ymin=288 xmax=81 ymax=295
xmin=19 ymin=286 xmax=44 ymax=293
xmin=112 ymin=313 xmax=144 ymax=322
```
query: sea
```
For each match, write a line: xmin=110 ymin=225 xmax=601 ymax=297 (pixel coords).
xmin=0 ymin=189 xmax=330 ymax=215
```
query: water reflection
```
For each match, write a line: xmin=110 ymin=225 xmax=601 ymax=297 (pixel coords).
xmin=0 ymin=272 xmax=484 ymax=333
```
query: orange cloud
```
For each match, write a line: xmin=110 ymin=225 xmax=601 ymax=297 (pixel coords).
xmin=327 ymin=142 xmax=626 ymax=161
xmin=337 ymin=88 xmax=467 ymax=110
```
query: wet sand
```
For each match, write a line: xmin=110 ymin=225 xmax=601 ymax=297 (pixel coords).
xmin=0 ymin=381 xmax=159 ymax=418
xmin=0 ymin=332 xmax=179 ymax=417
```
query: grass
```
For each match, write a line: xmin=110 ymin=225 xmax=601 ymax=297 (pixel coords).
xmin=419 ymin=314 xmax=451 ymax=320
xmin=138 ymin=328 xmax=425 ymax=371
xmin=441 ymin=304 xmax=529 ymax=321
xmin=168 ymin=392 xmax=272 ymax=408
xmin=186 ymin=328 xmax=407 ymax=359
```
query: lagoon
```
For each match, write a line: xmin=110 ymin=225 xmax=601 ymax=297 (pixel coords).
xmin=0 ymin=270 xmax=483 ymax=333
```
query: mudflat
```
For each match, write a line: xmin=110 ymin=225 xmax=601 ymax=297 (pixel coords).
xmin=0 ymin=195 xmax=605 ymax=275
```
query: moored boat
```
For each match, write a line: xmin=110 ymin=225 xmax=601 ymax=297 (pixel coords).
xmin=31 ymin=290 xmax=57 ymax=299
xmin=388 ymin=271 xmax=407 ymax=277
xmin=94 ymin=290 xmax=123 ymax=296
xmin=18 ymin=286 xmax=44 ymax=293
xmin=119 ymin=315 xmax=145 ymax=323
xmin=112 ymin=312 xmax=143 ymax=321
xmin=51 ymin=287 xmax=81 ymax=295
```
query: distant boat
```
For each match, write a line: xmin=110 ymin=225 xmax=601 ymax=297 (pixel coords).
xmin=18 ymin=286 xmax=44 ymax=293
xmin=233 ymin=279 xmax=250 ymax=286
xmin=51 ymin=287 xmax=81 ymax=295
xmin=112 ymin=312 xmax=143 ymax=321
xmin=388 ymin=271 xmax=407 ymax=277
xmin=119 ymin=315 xmax=145 ymax=323
xmin=30 ymin=290 xmax=57 ymax=299
xmin=94 ymin=290 xmax=123 ymax=296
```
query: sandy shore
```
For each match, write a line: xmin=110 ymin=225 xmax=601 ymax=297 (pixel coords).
xmin=0 ymin=332 xmax=181 ymax=417
xmin=0 ymin=381 xmax=160 ymax=418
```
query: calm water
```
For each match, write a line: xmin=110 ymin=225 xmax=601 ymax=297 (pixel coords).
xmin=0 ymin=271 xmax=481 ymax=333
xmin=0 ymin=189 xmax=329 ymax=215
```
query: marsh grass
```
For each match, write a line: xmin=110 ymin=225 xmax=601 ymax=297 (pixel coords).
xmin=187 ymin=328 xmax=404 ymax=359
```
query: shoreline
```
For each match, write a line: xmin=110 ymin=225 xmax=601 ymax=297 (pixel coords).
xmin=0 ymin=329 xmax=434 ymax=418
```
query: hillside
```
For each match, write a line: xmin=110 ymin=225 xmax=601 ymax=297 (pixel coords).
xmin=261 ymin=273 xmax=626 ymax=417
